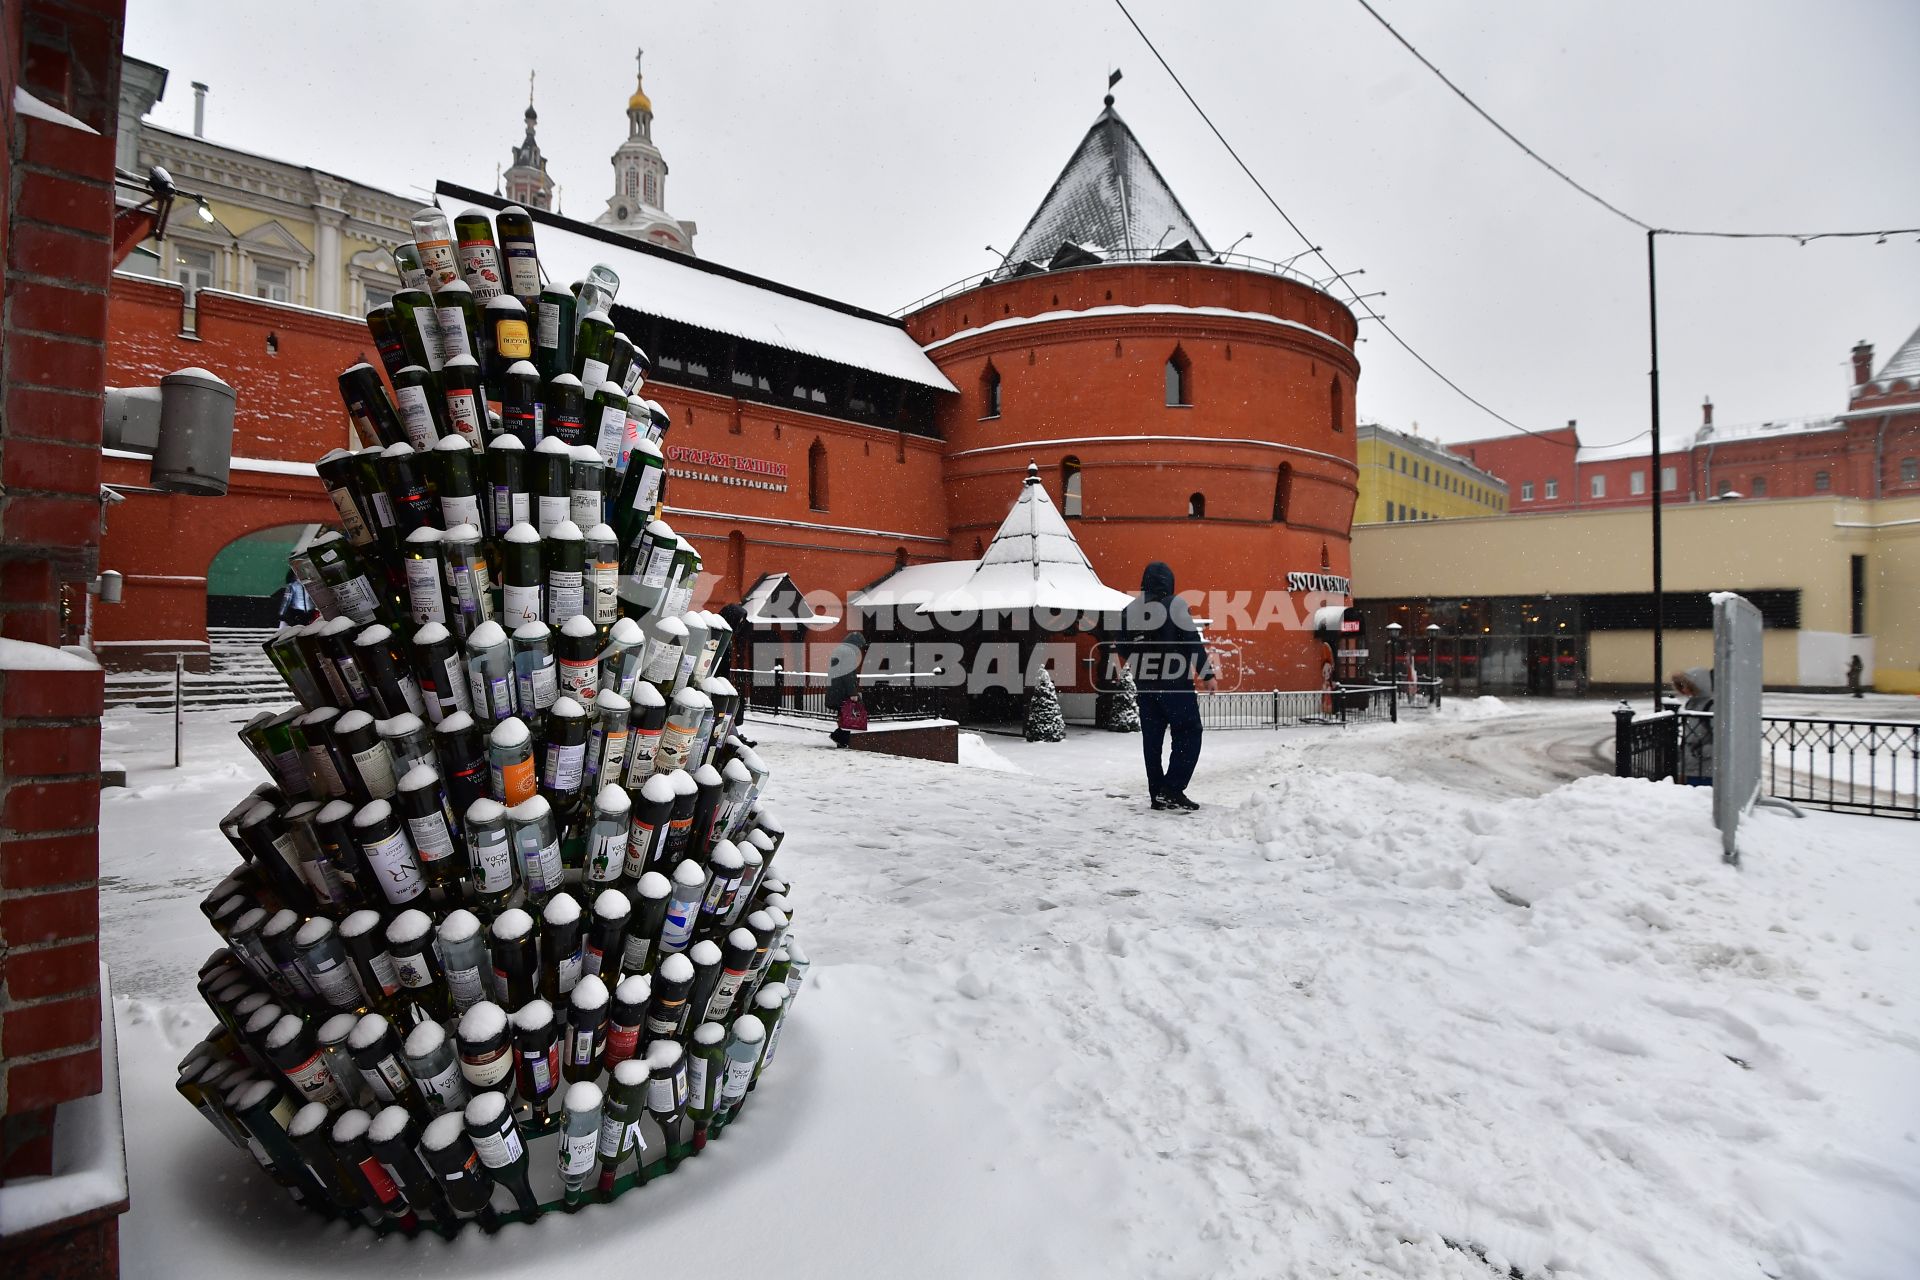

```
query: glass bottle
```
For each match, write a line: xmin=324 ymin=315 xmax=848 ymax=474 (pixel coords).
xmin=438 ymin=352 xmax=488 ymax=450
xmin=541 ymin=373 xmax=587 ymax=449
xmin=488 ymin=436 xmax=532 ymax=538
xmin=453 ymin=208 xmax=505 ymax=303
xmin=391 ymin=364 xmax=441 ymax=449
xmin=337 ymin=363 xmax=406 ymax=449
xmin=463 ymin=1091 xmax=541 ymax=1216
xmin=419 ymin=1111 xmax=501 ymax=1227
xmin=410 ymin=206 xmax=460 ymax=292
xmin=533 ymin=284 xmax=576 ymax=382
xmin=498 ymin=362 xmax=541 ymax=450
xmin=621 ymin=871 xmax=673 ymax=977
xmin=506 ymin=795 xmax=563 ymax=902
xmin=496 ymin=205 xmax=541 ymax=304
xmin=401 ymin=1019 xmax=470 ymax=1115
xmin=511 ymin=997 xmax=562 ymax=1117
xmin=564 ymin=972 xmax=609 ymax=1084
xmin=488 ymin=908 xmax=538 ymax=1010
xmin=498 ymin=524 xmax=543 ymax=630
xmin=531 ymin=435 xmax=574 ymax=537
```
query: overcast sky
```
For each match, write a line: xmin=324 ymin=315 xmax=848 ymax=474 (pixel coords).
xmin=127 ymin=0 xmax=1919 ymax=448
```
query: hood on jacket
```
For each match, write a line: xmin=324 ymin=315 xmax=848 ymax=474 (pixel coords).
xmin=1141 ymin=562 xmax=1176 ymax=600
xmin=842 ymin=632 xmax=869 ymax=650
xmin=1680 ymin=666 xmax=1713 ymax=697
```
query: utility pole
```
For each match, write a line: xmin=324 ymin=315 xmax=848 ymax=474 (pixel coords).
xmin=1646 ymin=230 xmax=1665 ymax=708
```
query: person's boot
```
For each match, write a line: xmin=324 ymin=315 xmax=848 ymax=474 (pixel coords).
xmin=1166 ymin=792 xmax=1200 ymax=811
xmin=1149 ymin=793 xmax=1170 ymax=811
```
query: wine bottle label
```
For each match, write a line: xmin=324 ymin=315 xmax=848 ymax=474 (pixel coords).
xmin=563 ymin=491 xmax=594 ymax=532
xmin=524 ymin=1043 xmax=558 ymax=1096
xmin=562 ymin=1128 xmax=598 ymax=1177
xmin=285 ymin=1050 xmax=344 ymax=1106
xmin=640 ymin=543 xmax=675 ymax=591
xmin=327 ymin=488 xmax=374 ymax=545
xmin=620 ymin=933 xmax=653 ymax=974
xmin=453 ymin=560 xmax=492 ymax=618
xmin=762 ymin=1016 xmax=785 ymax=1068
xmin=351 ymin=744 xmax=398 ymax=799
xmin=436 ymin=306 xmax=472 ymax=361
xmin=605 ymin=1022 xmax=639 ymax=1066
xmin=536 ymin=494 xmax=569 ymax=538
xmin=446 ymin=964 xmax=485 ymax=1009
xmin=623 ymin=822 xmax=657 ymax=879
xmin=558 ymin=656 xmax=597 ymax=703
xmin=660 ymin=897 xmax=697 ymax=951
xmin=411 ymin=308 xmax=446 ymax=371
xmin=416 ymin=1058 xmax=467 ymax=1109
xmin=466 ymin=667 xmax=489 ymax=720
xmin=526 ymin=661 xmax=558 ymax=712
xmin=395 ymin=384 xmax=437 ymax=449
xmin=596 ymin=1110 xmax=633 ymax=1160
xmin=504 ymin=244 xmax=540 ymax=298
xmin=556 ymin=951 xmax=583 ymax=996
xmin=654 ymin=718 xmax=698 ymax=773
xmin=630 ymin=466 xmax=663 ymax=512
xmin=625 ymin=731 xmax=662 ymax=788
xmin=570 ymin=1025 xmax=595 ymax=1067
xmin=357 ymin=1154 xmax=403 ymax=1203
xmin=706 ymin=969 xmax=746 ymax=1022
xmin=405 ymin=558 xmax=446 ymax=625
xmin=418 ymin=236 xmax=458 ymax=283
xmin=442 ymin=656 xmax=473 ymax=716
xmin=373 ymin=1054 xmax=410 ymax=1101
xmin=591 ymin=562 xmax=618 ymax=625
xmin=306 ymin=953 xmax=362 ymax=1008
xmin=366 ymin=947 xmax=401 ymax=995
xmin=542 ymin=740 xmax=585 ymax=794
xmin=330 ymin=572 xmax=380 ymax=624
xmin=784 ymin=968 xmax=806 ymax=1003
xmin=493 ymin=753 xmax=536 ymax=807
xmin=446 ymin=390 xmax=484 ymax=442
xmin=470 ymin=826 xmax=515 ymax=893
xmin=586 ymin=831 xmax=624 ymax=884
xmin=441 ymin=493 xmax=481 ymax=529
xmin=536 ymin=301 xmax=564 ymax=350
xmin=580 ymin=357 xmax=610 ymax=389
xmin=470 ymin=1121 xmax=524 ymax=1168
xmin=545 ymin=570 xmax=583 ymax=624
xmin=337 ymin=654 xmax=372 ymax=706
xmin=456 ymin=242 xmax=504 ymax=302
xmin=503 ymin=582 xmax=542 ymax=628
xmin=640 ymin=639 xmax=680 ymax=684
xmin=593 ymin=725 xmax=629 ymax=781
xmin=722 ymin=1054 xmax=754 ymax=1102
xmin=272 ymin=747 xmax=307 ymax=793
xmin=362 ymin=828 xmax=425 ymax=902
xmin=369 ymin=490 xmax=396 ymax=529
xmin=393 ymin=948 xmax=435 ymax=990
xmin=461 ymin=1042 xmax=514 ymax=1088
xmin=647 ymin=1074 xmax=674 ymax=1112
xmin=525 ymin=835 xmax=562 ymax=894
xmin=407 ymin=811 xmax=456 ymax=863
xmin=687 ymin=1055 xmax=709 ymax=1110
xmin=275 ymin=957 xmax=318 ymax=1001
xmin=594 ymin=407 xmax=627 ymax=467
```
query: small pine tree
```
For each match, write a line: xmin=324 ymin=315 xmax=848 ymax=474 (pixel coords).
xmin=1108 ymin=662 xmax=1141 ymax=733
xmin=1024 ymin=668 xmax=1067 ymax=742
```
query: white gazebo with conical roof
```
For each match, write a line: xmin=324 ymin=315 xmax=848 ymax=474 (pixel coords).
xmin=919 ymin=464 xmax=1135 ymax=617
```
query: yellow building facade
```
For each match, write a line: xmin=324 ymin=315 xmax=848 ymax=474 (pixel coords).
xmin=1355 ymin=422 xmax=1508 ymax=524
xmin=1351 ymin=494 xmax=1920 ymax=693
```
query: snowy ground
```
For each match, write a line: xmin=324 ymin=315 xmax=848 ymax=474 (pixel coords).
xmin=98 ymin=695 xmax=1920 ymax=1279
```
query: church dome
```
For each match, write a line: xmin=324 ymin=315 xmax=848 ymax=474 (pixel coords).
xmin=628 ymin=82 xmax=651 ymax=113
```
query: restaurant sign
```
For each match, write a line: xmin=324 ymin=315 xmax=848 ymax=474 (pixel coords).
xmin=663 ymin=446 xmax=789 ymax=493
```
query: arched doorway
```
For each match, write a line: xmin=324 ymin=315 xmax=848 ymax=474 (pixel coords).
xmin=206 ymin=522 xmax=323 ymax=628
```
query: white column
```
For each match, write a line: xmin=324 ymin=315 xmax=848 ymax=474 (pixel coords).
xmin=312 ymin=175 xmax=350 ymax=314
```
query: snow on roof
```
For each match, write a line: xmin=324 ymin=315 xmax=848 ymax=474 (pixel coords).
xmin=1869 ymin=323 xmax=1920 ymax=387
xmin=1572 ymin=413 xmax=1840 ymax=463
xmin=850 ymin=560 xmax=981 ymax=610
xmin=437 ymin=183 xmax=955 ymax=393
xmin=1002 ymin=102 xmax=1210 ymax=274
xmin=918 ymin=467 xmax=1134 ymax=615
xmin=740 ymin=572 xmax=838 ymax=626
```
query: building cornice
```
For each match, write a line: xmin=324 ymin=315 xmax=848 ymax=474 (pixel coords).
xmin=922 ymin=303 xmax=1354 ymax=364
xmin=945 ymin=433 xmax=1358 ymax=474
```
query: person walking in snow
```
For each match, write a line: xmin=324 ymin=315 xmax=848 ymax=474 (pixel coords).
xmin=1846 ymin=654 xmax=1864 ymax=698
xmin=1671 ymin=667 xmax=1714 ymax=785
xmin=826 ymin=631 xmax=869 ymax=748
xmin=1117 ymin=561 xmax=1216 ymax=811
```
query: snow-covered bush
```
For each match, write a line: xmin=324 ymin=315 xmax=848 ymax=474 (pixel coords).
xmin=1107 ymin=663 xmax=1140 ymax=733
xmin=1024 ymin=668 xmax=1066 ymax=742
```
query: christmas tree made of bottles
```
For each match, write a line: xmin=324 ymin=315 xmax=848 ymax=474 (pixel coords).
xmin=171 ymin=199 xmax=812 ymax=1235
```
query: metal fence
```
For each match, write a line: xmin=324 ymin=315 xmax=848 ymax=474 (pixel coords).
xmin=740 ymin=665 xmax=949 ymax=722
xmin=1196 ymin=684 xmax=1400 ymax=730
xmin=1615 ymin=703 xmax=1919 ymax=820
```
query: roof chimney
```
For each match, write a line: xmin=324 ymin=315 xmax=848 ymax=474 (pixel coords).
xmin=1851 ymin=340 xmax=1874 ymax=386
xmin=191 ymin=81 xmax=207 ymax=137
xmin=1701 ymin=397 xmax=1713 ymax=427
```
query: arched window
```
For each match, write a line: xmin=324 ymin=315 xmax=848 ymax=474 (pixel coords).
xmin=1165 ymin=348 xmax=1191 ymax=406
xmin=1188 ymin=492 xmax=1206 ymax=519
xmin=644 ymin=172 xmax=656 ymax=204
xmin=981 ymin=362 xmax=1002 ymax=418
xmin=1273 ymin=463 xmax=1293 ymax=523
xmin=808 ymin=439 xmax=829 ymax=511
xmin=1061 ymin=456 xmax=1083 ymax=517
xmin=624 ymin=170 xmax=637 ymax=196
xmin=1330 ymin=376 xmax=1345 ymax=432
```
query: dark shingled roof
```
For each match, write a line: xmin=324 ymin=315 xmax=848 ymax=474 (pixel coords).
xmin=1001 ymin=101 xmax=1209 ymax=276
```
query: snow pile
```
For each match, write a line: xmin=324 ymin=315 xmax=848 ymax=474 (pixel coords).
xmin=1433 ymin=693 xmax=1520 ymax=721
xmin=956 ymin=732 xmax=1023 ymax=773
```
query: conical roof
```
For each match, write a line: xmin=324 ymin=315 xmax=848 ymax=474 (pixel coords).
xmin=920 ymin=465 xmax=1136 ymax=615
xmin=1001 ymin=99 xmax=1210 ymax=275
xmin=1870 ymin=322 xmax=1920 ymax=387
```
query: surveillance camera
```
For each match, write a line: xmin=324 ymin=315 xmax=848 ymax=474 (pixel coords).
xmin=102 ymin=367 xmax=236 ymax=496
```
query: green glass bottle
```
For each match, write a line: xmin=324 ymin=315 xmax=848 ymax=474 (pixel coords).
xmin=685 ymin=1020 xmax=726 ymax=1146
xmin=389 ymin=364 xmax=442 ymax=451
xmin=497 ymin=205 xmax=542 ymax=305
xmin=485 ymin=296 xmax=532 ymax=386
xmin=463 ymin=1090 xmax=541 ymax=1217
xmin=366 ymin=303 xmax=411 ymax=381
xmin=498 ymin=361 xmax=541 ymax=449
xmin=453 ymin=208 xmax=505 ymax=303
xmin=434 ymin=280 xmax=480 ymax=366
xmin=587 ymin=382 xmax=628 ymax=471
xmin=488 ymin=438 xmax=531 ymax=540
xmin=613 ymin=437 xmax=666 ymax=549
xmin=558 ymin=1080 xmax=603 ymax=1209
xmin=391 ymin=286 xmax=444 ymax=372
xmin=337 ymin=363 xmax=406 ymax=450
xmin=574 ymin=309 xmax=616 ymax=389
xmin=439 ymin=354 xmax=489 ymax=452
xmin=542 ymin=373 xmax=587 ymax=450
xmin=596 ymin=1057 xmax=649 ymax=1197
xmin=533 ymin=285 xmax=576 ymax=382
xmin=391 ymin=242 xmax=430 ymax=294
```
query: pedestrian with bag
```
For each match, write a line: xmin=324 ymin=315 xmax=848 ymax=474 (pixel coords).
xmin=1671 ymin=667 xmax=1714 ymax=786
xmin=826 ymin=631 xmax=869 ymax=749
xmin=1118 ymin=562 xmax=1216 ymax=811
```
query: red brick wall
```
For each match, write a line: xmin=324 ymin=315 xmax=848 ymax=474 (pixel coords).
xmin=0 ymin=0 xmax=125 ymax=1180
xmin=907 ymin=264 xmax=1361 ymax=688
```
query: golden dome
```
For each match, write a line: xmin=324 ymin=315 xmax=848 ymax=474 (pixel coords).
xmin=628 ymin=82 xmax=651 ymax=113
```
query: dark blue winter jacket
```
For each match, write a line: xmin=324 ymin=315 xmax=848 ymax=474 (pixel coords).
xmin=1116 ymin=562 xmax=1215 ymax=692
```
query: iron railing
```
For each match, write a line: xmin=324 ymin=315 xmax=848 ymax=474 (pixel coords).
xmin=1196 ymin=684 xmax=1399 ymax=730
xmin=892 ymin=247 xmax=1322 ymax=317
xmin=1614 ymin=703 xmax=1918 ymax=820
xmin=1761 ymin=715 xmax=1920 ymax=819
xmin=739 ymin=665 xmax=950 ymax=722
